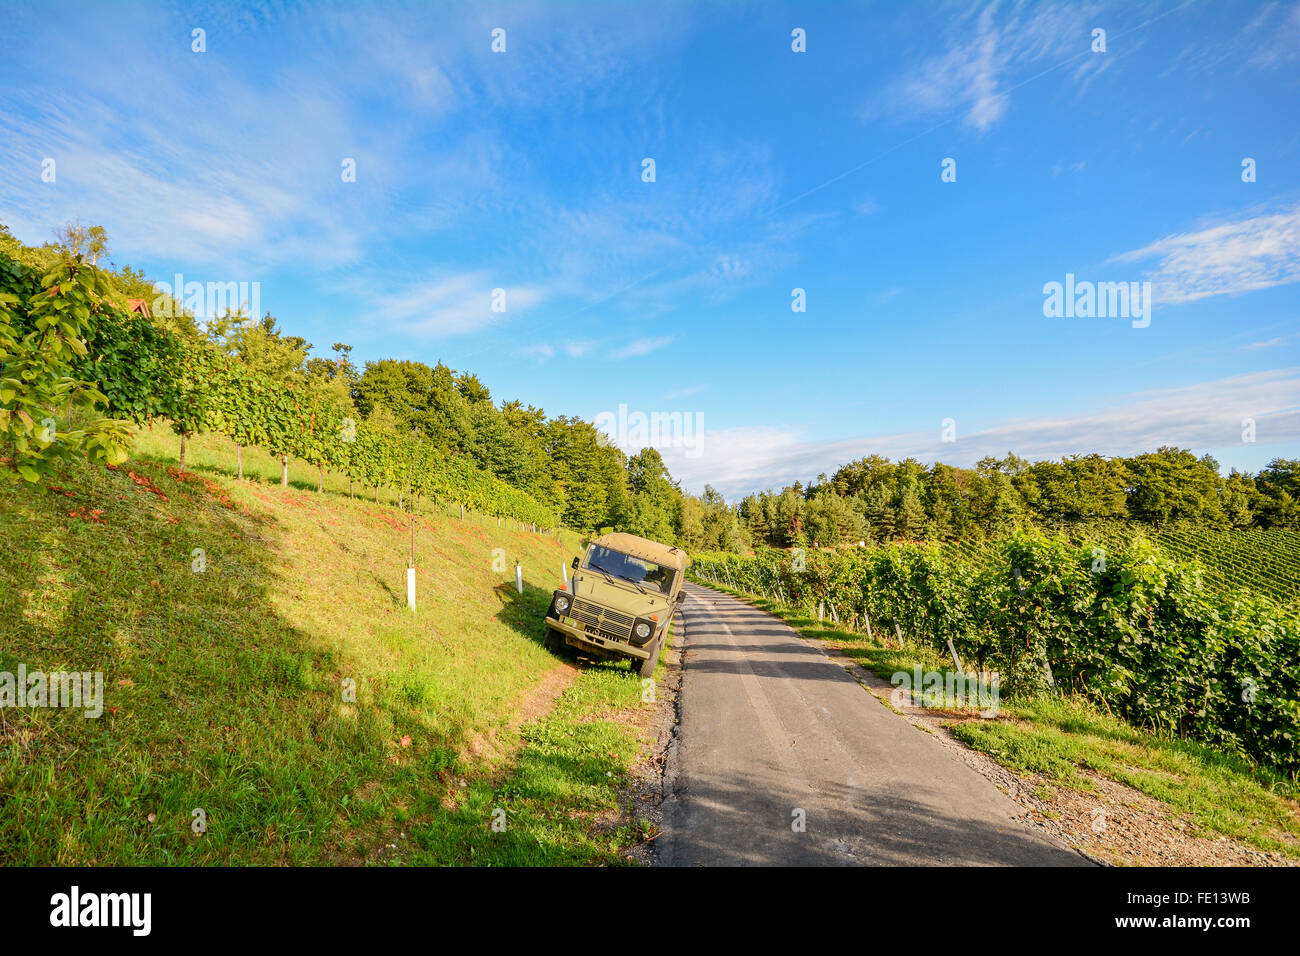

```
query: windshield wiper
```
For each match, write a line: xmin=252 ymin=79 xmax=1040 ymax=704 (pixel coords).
xmin=591 ymin=565 xmax=648 ymax=594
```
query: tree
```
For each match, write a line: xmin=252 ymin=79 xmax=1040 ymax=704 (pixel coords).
xmin=0 ymin=254 xmax=131 ymax=482
xmin=894 ymin=484 xmax=927 ymax=540
xmin=1126 ymin=447 xmax=1225 ymax=526
xmin=55 ymin=220 xmax=109 ymax=267
xmin=861 ymin=483 xmax=894 ymax=543
xmin=624 ymin=447 xmax=680 ymax=542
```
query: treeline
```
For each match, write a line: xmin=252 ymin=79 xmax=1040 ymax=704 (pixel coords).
xmin=740 ymin=450 xmax=1300 ymax=549
xmin=691 ymin=537 xmax=1300 ymax=773
xmin=0 ymin=246 xmax=559 ymax=525
xmin=0 ymin=221 xmax=749 ymax=545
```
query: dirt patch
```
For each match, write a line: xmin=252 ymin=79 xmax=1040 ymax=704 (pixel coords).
xmin=460 ymin=662 xmax=579 ymax=765
xmin=1027 ymin=770 xmax=1293 ymax=866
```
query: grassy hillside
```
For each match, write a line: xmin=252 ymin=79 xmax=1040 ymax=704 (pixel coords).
xmin=0 ymin=426 xmax=662 ymax=865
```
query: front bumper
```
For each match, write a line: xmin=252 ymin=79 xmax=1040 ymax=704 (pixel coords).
xmin=545 ymin=615 xmax=654 ymax=659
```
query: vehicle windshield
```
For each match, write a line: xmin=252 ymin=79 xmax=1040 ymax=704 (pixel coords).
xmin=583 ymin=546 xmax=676 ymax=595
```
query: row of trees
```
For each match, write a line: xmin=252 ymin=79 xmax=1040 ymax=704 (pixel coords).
xmin=740 ymin=451 xmax=1300 ymax=549
xmin=0 ymin=232 xmax=555 ymax=525
xmin=0 ymin=221 xmax=752 ymax=546
xmin=691 ymin=536 xmax=1300 ymax=772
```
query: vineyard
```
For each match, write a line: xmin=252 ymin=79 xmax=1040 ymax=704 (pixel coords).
xmin=1152 ymin=526 xmax=1300 ymax=606
xmin=938 ymin=524 xmax=1300 ymax=608
xmin=690 ymin=535 xmax=1300 ymax=774
xmin=0 ymin=254 xmax=557 ymax=528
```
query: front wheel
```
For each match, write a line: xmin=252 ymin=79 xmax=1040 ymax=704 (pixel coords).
xmin=637 ymin=636 xmax=661 ymax=678
xmin=546 ymin=627 xmax=567 ymax=655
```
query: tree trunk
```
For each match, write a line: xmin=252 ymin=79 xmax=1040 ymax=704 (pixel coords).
xmin=349 ymin=479 xmax=353 ymax=499
xmin=179 ymin=433 xmax=187 ymax=470
xmin=280 ymin=454 xmax=288 ymax=487
xmin=317 ymin=466 xmax=323 ymax=493
xmin=237 ymin=444 xmax=243 ymax=480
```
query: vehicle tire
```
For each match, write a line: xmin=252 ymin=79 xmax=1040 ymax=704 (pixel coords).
xmin=546 ymin=627 xmax=566 ymax=654
xmin=637 ymin=636 xmax=661 ymax=678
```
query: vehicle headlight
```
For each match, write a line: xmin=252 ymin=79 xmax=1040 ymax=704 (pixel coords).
xmin=553 ymin=594 xmax=571 ymax=614
xmin=634 ymin=621 xmax=651 ymax=639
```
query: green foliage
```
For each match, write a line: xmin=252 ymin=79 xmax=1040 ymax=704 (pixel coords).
xmin=0 ymin=255 xmax=132 ymax=482
xmin=744 ymin=447 xmax=1300 ymax=554
xmin=692 ymin=534 xmax=1300 ymax=773
xmin=0 ymin=221 xmax=739 ymax=548
xmin=0 ymin=242 xmax=560 ymax=526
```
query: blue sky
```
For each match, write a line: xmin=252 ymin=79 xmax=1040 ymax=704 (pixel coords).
xmin=2 ymin=0 xmax=1298 ymax=498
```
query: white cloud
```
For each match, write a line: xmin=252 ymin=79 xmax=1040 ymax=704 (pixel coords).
xmin=661 ymin=369 xmax=1300 ymax=498
xmin=854 ymin=196 xmax=881 ymax=216
xmin=369 ymin=273 xmax=547 ymax=338
xmin=519 ymin=343 xmax=554 ymax=361
xmin=1241 ymin=335 xmax=1296 ymax=351
xmin=1112 ymin=204 xmax=1300 ymax=304
xmin=1248 ymin=2 xmax=1300 ymax=68
xmin=1051 ymin=160 xmax=1087 ymax=177
xmin=665 ymin=384 xmax=708 ymax=400
xmin=611 ymin=336 xmax=674 ymax=360
xmin=871 ymin=1 xmax=1107 ymax=132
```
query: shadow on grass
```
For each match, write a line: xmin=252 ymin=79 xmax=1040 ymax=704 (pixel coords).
xmin=0 ymin=457 xmax=548 ymax=865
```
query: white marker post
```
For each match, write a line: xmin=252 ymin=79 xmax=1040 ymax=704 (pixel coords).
xmin=562 ymin=561 xmax=568 ymax=585
xmin=515 ymin=563 xmax=523 ymax=595
xmin=407 ymin=511 xmax=416 ymax=611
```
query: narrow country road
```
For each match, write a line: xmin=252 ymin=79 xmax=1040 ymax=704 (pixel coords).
xmin=657 ymin=582 xmax=1092 ymax=866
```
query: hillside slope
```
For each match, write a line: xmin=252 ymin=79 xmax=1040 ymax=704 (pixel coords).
xmin=0 ymin=428 xmax=659 ymax=865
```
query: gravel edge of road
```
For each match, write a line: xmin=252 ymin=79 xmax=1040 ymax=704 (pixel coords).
xmin=621 ymin=610 xmax=686 ymax=866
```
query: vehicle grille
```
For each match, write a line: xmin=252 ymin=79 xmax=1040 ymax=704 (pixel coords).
xmin=569 ymin=598 xmax=633 ymax=641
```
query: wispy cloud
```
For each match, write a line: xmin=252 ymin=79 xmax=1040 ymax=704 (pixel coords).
xmin=661 ymin=369 xmax=1300 ymax=497
xmin=869 ymin=1 xmax=1107 ymax=132
xmin=1242 ymin=334 xmax=1297 ymax=351
xmin=519 ymin=343 xmax=554 ymax=361
xmin=611 ymin=336 xmax=674 ymax=359
xmin=665 ymin=384 xmax=708 ymax=400
xmin=853 ymin=196 xmax=881 ymax=216
xmin=369 ymin=273 xmax=547 ymax=338
xmin=1247 ymin=1 xmax=1300 ymax=68
xmin=1112 ymin=203 xmax=1300 ymax=304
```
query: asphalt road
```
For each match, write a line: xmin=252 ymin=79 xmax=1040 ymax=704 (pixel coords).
xmin=657 ymin=582 xmax=1092 ymax=866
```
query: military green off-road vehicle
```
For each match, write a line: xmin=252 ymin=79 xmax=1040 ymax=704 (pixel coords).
xmin=544 ymin=532 xmax=689 ymax=678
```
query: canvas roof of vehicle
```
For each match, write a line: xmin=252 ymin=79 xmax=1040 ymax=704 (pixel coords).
xmin=591 ymin=532 xmax=691 ymax=572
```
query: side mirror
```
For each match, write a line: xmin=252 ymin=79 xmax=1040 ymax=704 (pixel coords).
xmin=572 ymin=557 xmax=580 ymax=569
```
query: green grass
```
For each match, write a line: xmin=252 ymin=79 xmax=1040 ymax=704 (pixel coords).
xmin=0 ymin=425 xmax=659 ymax=865
xmin=699 ymin=577 xmax=1300 ymax=861
xmin=947 ymin=699 xmax=1300 ymax=858
xmin=403 ymin=627 xmax=672 ymax=865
